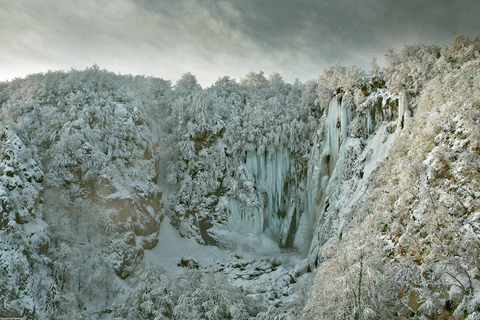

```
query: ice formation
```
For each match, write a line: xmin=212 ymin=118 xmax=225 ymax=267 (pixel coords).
xmin=225 ymin=91 xmax=403 ymax=260
xmin=227 ymin=148 xmax=299 ymax=247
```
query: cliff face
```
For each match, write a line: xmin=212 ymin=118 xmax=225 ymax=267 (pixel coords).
xmin=219 ymin=89 xmax=404 ymax=258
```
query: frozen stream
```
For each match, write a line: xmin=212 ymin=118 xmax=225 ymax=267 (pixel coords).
xmin=143 ymin=217 xmax=311 ymax=305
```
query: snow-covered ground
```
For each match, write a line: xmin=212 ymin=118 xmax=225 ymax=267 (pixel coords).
xmin=144 ymin=217 xmax=235 ymax=272
xmin=144 ymin=217 xmax=312 ymax=306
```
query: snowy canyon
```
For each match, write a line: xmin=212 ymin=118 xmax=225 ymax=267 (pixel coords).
xmin=1 ymin=35 xmax=480 ymax=319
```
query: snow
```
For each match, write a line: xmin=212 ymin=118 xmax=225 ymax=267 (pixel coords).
xmin=7 ymin=60 xmax=472 ymax=318
xmin=144 ymin=216 xmax=297 ymax=271
xmin=362 ymin=124 xmax=396 ymax=180
xmin=23 ymin=218 xmax=49 ymax=236
xmin=114 ymin=102 xmax=127 ymax=116
xmin=144 ymin=217 xmax=234 ymax=272
xmin=143 ymin=216 xmax=311 ymax=308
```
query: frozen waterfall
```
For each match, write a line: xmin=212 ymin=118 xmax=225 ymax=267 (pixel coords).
xmin=226 ymin=92 xmax=404 ymax=258
xmin=227 ymin=148 xmax=300 ymax=247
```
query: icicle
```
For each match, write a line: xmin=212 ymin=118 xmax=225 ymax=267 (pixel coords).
xmin=367 ymin=110 xmax=373 ymax=135
xmin=227 ymin=147 xmax=296 ymax=245
xmin=296 ymin=95 xmax=356 ymax=253
xmin=321 ymin=95 xmax=352 ymax=179
xmin=397 ymin=91 xmax=409 ymax=130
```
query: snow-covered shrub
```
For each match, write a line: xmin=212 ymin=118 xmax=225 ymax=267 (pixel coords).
xmin=0 ymin=126 xmax=50 ymax=316
xmin=113 ymin=265 xmax=259 ymax=320
xmin=303 ymin=231 xmax=401 ymax=319
xmin=385 ymin=44 xmax=440 ymax=95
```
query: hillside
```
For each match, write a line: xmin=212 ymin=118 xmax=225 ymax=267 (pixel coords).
xmin=303 ymin=36 xmax=480 ymax=319
xmin=0 ymin=35 xmax=479 ymax=319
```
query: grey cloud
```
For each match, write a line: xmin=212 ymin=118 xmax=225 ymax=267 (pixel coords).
xmin=222 ymin=0 xmax=479 ymax=58
xmin=1 ymin=0 xmax=479 ymax=85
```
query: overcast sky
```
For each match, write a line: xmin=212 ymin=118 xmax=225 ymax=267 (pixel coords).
xmin=1 ymin=0 xmax=479 ymax=86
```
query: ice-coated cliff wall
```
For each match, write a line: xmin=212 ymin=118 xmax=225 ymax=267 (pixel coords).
xmin=224 ymin=90 xmax=409 ymax=262
xmin=227 ymin=147 xmax=303 ymax=248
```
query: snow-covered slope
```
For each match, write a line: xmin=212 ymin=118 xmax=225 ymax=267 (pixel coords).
xmin=303 ymin=36 xmax=480 ymax=319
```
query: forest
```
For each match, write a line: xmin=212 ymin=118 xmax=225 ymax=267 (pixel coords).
xmin=1 ymin=35 xmax=480 ymax=319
